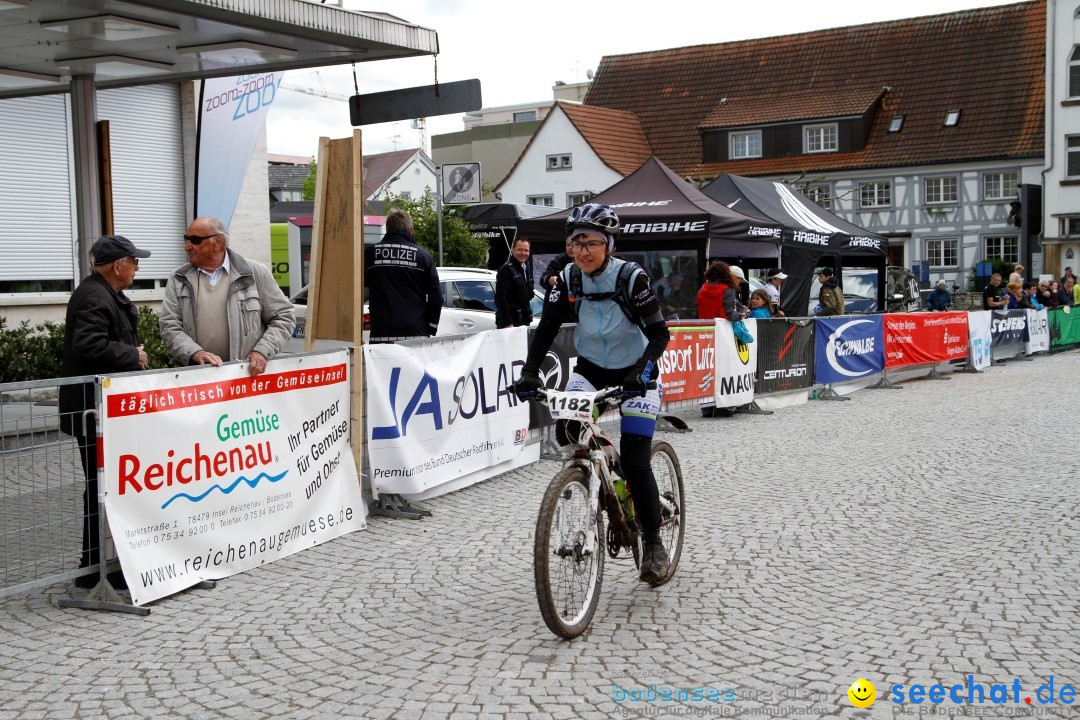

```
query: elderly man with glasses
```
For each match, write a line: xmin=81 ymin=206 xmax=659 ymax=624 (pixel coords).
xmin=160 ymin=216 xmax=294 ymax=377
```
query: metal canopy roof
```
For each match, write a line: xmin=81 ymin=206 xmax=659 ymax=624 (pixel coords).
xmin=0 ymin=0 xmax=439 ymax=98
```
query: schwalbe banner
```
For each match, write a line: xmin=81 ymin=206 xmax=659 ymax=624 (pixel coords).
xmin=364 ymin=328 xmax=538 ymax=498
xmin=813 ymin=316 xmax=885 ymax=385
xmin=196 ymin=73 xmax=283 ymax=225
xmin=100 ymin=351 xmax=365 ymax=606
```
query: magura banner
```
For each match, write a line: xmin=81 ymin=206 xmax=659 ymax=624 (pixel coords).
xmin=658 ymin=325 xmax=715 ymax=402
xmin=1024 ymin=309 xmax=1049 ymax=355
xmin=813 ymin=316 xmax=885 ymax=384
xmin=966 ymin=311 xmax=993 ymax=371
xmin=883 ymin=312 xmax=969 ymax=368
xmin=101 ymin=351 xmax=365 ymax=606
xmin=196 ymin=72 xmax=283 ymax=225
xmin=713 ymin=318 xmax=757 ymax=407
xmin=364 ymin=327 xmax=538 ymax=498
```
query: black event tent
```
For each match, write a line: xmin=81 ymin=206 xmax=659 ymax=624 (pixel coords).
xmin=517 ymin=157 xmax=785 ymax=319
xmin=701 ymin=174 xmax=888 ymax=317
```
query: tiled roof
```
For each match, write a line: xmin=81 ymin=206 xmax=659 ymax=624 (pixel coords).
xmin=700 ymin=86 xmax=886 ymax=129
xmin=559 ymin=101 xmax=653 ymax=175
xmin=584 ymin=1 xmax=1045 ymax=179
xmin=362 ymin=148 xmax=420 ymax=195
xmin=495 ymin=101 xmax=652 ymax=190
xmin=268 ymin=164 xmax=310 ymax=189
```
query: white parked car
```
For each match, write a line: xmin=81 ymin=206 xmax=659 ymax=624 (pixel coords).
xmin=285 ymin=267 xmax=544 ymax=352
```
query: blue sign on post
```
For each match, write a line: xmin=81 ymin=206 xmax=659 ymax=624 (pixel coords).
xmin=813 ymin=316 xmax=885 ymax=384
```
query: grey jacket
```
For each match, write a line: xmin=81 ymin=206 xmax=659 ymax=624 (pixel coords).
xmin=160 ymin=249 xmax=295 ymax=364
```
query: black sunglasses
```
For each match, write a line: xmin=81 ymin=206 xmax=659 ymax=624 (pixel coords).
xmin=183 ymin=233 xmax=219 ymax=245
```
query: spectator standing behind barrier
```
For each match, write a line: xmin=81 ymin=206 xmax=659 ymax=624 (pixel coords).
xmin=495 ymin=237 xmax=533 ymax=328
xmin=1005 ymin=282 xmax=1025 ymax=309
xmin=816 ymin=266 xmax=844 ymax=316
xmin=364 ymin=209 xmax=442 ymax=343
xmin=1056 ymin=277 xmax=1076 ymax=307
xmin=1025 ymin=282 xmax=1044 ymax=311
xmin=697 ymin=260 xmax=746 ymax=321
xmin=1046 ymin=280 xmax=1063 ymax=309
xmin=541 ymin=236 xmax=574 ymax=289
xmin=765 ymin=270 xmax=786 ymax=310
xmin=729 ymin=265 xmax=750 ymax=306
xmin=747 ymin=289 xmax=774 ymax=319
xmin=982 ymin=273 xmax=1009 ymax=310
xmin=1036 ymin=280 xmax=1055 ymax=308
xmin=1062 ymin=267 xmax=1076 ymax=285
xmin=60 ymin=235 xmax=151 ymax=590
xmin=1009 ymin=264 xmax=1024 ymax=285
xmin=160 ymin=217 xmax=294 ymax=376
xmin=925 ymin=279 xmax=952 ymax=311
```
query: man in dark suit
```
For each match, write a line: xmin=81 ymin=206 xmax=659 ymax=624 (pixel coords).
xmin=495 ymin=236 xmax=534 ymax=328
xmin=60 ymin=235 xmax=151 ymax=589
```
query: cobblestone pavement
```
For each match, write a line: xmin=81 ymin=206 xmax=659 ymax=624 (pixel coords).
xmin=1 ymin=353 xmax=1078 ymax=720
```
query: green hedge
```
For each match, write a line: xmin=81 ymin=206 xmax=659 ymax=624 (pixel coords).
xmin=0 ymin=306 xmax=172 ymax=384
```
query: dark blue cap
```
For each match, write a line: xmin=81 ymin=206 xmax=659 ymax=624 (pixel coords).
xmin=91 ymin=235 xmax=151 ymax=265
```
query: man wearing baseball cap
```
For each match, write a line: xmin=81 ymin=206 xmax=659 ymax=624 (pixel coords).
xmin=60 ymin=234 xmax=151 ymax=590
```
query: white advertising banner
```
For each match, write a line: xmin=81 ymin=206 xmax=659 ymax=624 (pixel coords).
xmin=1024 ymin=309 xmax=1049 ymax=355
xmin=967 ymin=311 xmax=993 ymax=371
xmin=712 ymin=318 xmax=758 ymax=407
xmin=197 ymin=72 xmax=283 ymax=225
xmin=101 ymin=351 xmax=365 ymax=606
xmin=364 ymin=327 xmax=538 ymax=499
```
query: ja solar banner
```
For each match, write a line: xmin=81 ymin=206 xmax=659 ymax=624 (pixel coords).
xmin=813 ymin=316 xmax=885 ymax=384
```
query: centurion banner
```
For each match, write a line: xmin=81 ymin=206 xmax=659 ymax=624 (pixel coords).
xmin=364 ymin=327 xmax=538 ymax=499
xmin=754 ymin=319 xmax=814 ymax=395
xmin=1024 ymin=309 xmax=1050 ymax=355
xmin=990 ymin=309 xmax=1026 ymax=361
xmin=658 ymin=325 xmax=715 ymax=402
xmin=883 ymin=312 xmax=969 ymax=368
xmin=100 ymin=351 xmax=365 ymax=606
xmin=813 ymin=316 xmax=885 ymax=384
xmin=713 ymin=318 xmax=757 ymax=407
xmin=966 ymin=311 xmax=993 ymax=371
xmin=196 ymin=72 xmax=283 ymax=225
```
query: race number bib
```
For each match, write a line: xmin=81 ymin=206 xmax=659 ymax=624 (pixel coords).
xmin=545 ymin=390 xmax=596 ymax=422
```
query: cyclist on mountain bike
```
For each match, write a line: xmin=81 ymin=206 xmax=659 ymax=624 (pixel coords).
xmin=512 ymin=203 xmax=672 ymax=585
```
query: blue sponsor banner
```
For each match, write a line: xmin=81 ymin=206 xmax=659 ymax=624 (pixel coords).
xmin=813 ymin=316 xmax=885 ymax=384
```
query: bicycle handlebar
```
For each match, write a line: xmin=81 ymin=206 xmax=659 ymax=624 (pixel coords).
xmin=505 ymin=381 xmax=656 ymax=402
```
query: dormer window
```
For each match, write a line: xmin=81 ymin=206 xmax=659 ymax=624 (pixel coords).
xmin=944 ymin=109 xmax=961 ymax=127
xmin=888 ymin=116 xmax=904 ymax=133
xmin=803 ymin=123 xmax=838 ymax=153
xmin=729 ymin=130 xmax=762 ymax=159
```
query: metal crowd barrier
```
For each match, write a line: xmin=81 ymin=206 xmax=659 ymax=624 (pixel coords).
xmin=0 ymin=374 xmax=105 ymax=599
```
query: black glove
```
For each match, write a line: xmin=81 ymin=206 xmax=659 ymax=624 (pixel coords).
xmin=622 ymin=359 xmax=656 ymax=397
xmin=514 ymin=367 xmax=542 ymax=399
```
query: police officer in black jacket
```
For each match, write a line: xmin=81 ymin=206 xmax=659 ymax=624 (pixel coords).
xmin=365 ymin=209 xmax=442 ymax=343
xmin=495 ymin=236 xmax=534 ymax=328
xmin=59 ymin=235 xmax=150 ymax=589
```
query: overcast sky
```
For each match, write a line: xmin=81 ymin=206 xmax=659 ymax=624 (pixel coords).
xmin=266 ymin=0 xmax=1020 ymax=160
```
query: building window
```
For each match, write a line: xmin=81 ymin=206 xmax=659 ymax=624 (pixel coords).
xmin=1068 ymin=136 xmax=1080 ymax=177
xmin=566 ymin=191 xmax=592 ymax=207
xmin=888 ymin=116 xmax=904 ymax=133
xmin=925 ymin=238 xmax=959 ymax=268
xmin=924 ymin=176 xmax=958 ymax=205
xmin=1070 ymin=46 xmax=1080 ymax=97
xmin=981 ymin=171 xmax=1019 ymax=201
xmin=514 ymin=110 xmax=537 ymax=122
xmin=398 ymin=191 xmax=411 ymax=200
xmin=803 ymin=123 xmax=838 ymax=154
xmin=527 ymin=195 xmax=554 ymax=207
xmin=546 ymin=154 xmax=572 ymax=171
xmin=984 ymin=235 xmax=1019 ymax=263
xmin=858 ymin=180 xmax=892 ymax=209
xmin=729 ymin=130 xmax=762 ymax=159
xmin=1066 ymin=218 xmax=1080 ymax=236
xmin=944 ymin=110 xmax=961 ymax=127
xmin=802 ymin=182 xmax=832 ymax=210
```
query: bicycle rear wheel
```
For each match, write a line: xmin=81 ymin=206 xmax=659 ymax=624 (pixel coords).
xmin=534 ymin=467 xmax=604 ymax=639
xmin=952 ymin=291 xmax=974 ymax=311
xmin=650 ymin=441 xmax=685 ymax=586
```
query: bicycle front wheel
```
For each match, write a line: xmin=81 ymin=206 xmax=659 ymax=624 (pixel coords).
xmin=953 ymin=291 xmax=974 ymax=311
xmin=534 ymin=467 xmax=604 ymax=639
xmin=650 ymin=441 xmax=685 ymax=586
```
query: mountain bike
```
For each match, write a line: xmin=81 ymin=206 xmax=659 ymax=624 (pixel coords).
xmin=949 ymin=285 xmax=974 ymax=311
xmin=525 ymin=386 xmax=685 ymax=639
